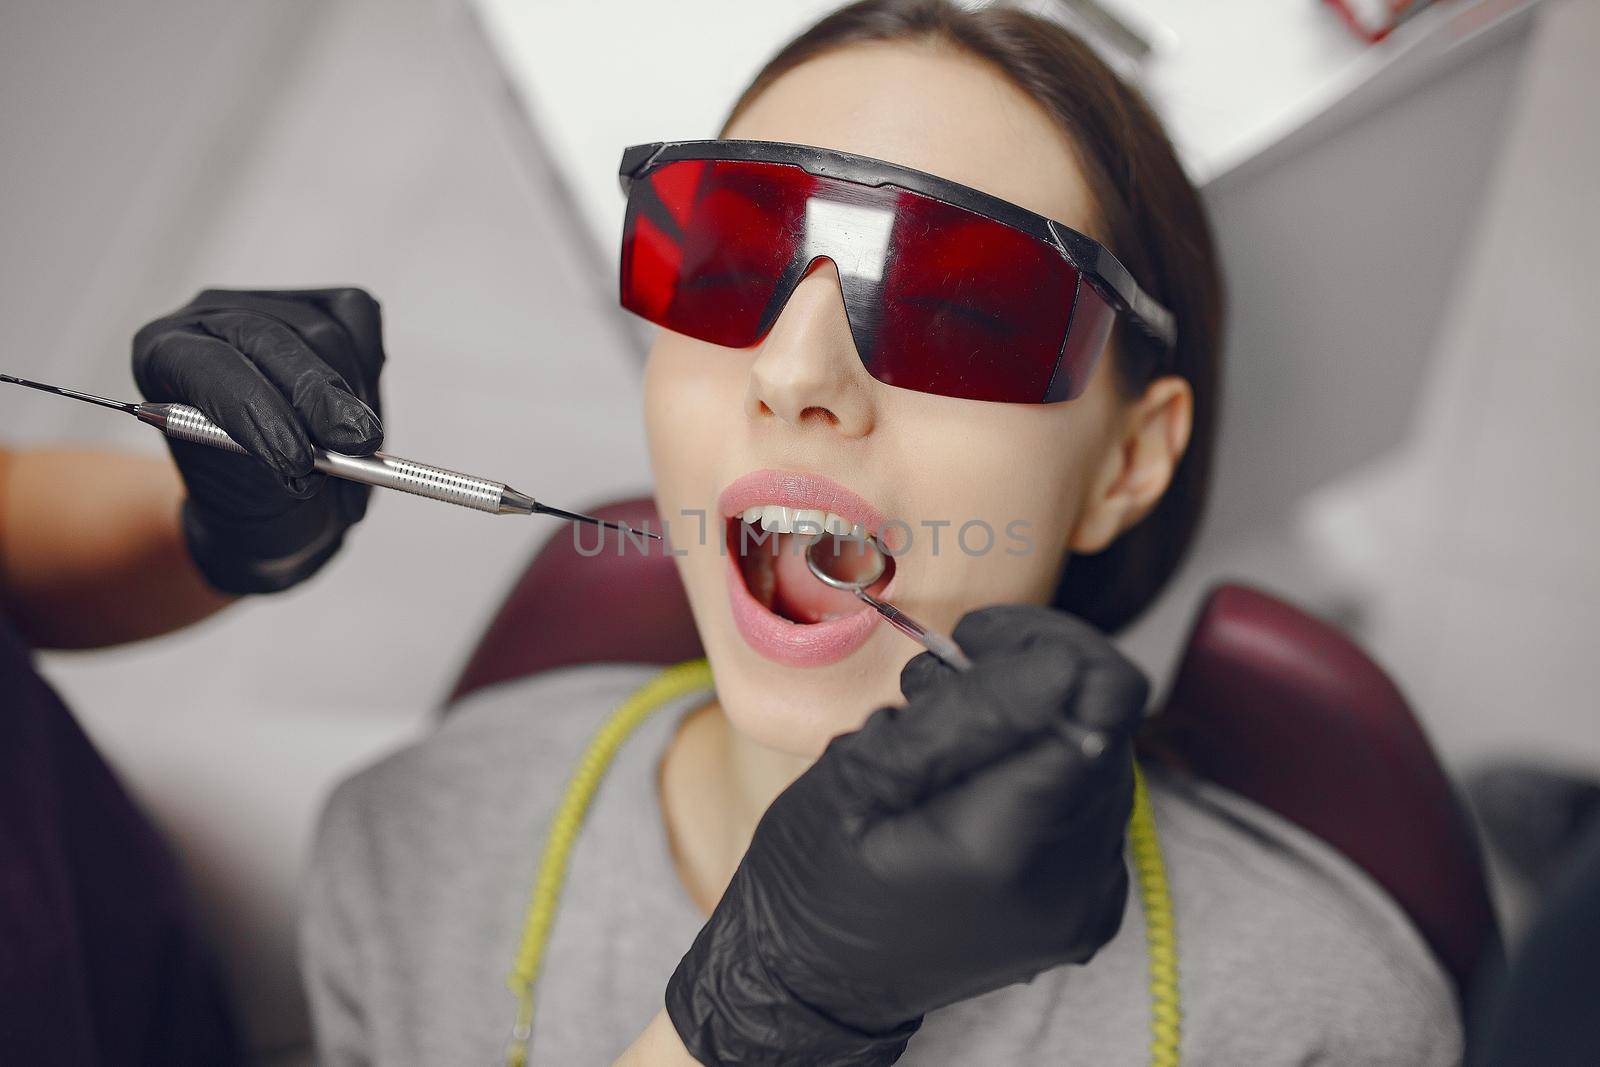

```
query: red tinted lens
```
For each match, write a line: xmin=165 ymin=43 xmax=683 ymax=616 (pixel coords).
xmin=867 ymin=190 xmax=1080 ymax=403
xmin=621 ymin=159 xmax=813 ymax=347
xmin=620 ymin=156 xmax=1094 ymax=404
xmin=1050 ymin=278 xmax=1115 ymax=402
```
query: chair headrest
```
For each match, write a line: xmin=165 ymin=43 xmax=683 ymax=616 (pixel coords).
xmin=449 ymin=497 xmax=700 ymax=703
xmin=1146 ymin=583 xmax=1498 ymax=998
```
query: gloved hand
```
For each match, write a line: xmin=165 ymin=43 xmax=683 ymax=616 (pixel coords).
xmin=666 ymin=604 xmax=1148 ymax=1066
xmin=132 ymin=288 xmax=386 ymax=595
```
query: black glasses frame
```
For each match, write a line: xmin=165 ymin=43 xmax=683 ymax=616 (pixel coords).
xmin=618 ymin=138 xmax=1177 ymax=352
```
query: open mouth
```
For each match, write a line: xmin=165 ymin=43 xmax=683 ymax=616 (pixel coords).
xmin=718 ymin=469 xmax=895 ymax=667
xmin=727 ymin=509 xmax=894 ymax=624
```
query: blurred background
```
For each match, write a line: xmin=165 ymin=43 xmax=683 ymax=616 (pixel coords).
xmin=2 ymin=0 xmax=1595 ymax=1060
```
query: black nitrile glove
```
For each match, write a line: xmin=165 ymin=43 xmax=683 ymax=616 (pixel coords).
xmin=666 ymin=604 xmax=1148 ymax=1066
xmin=132 ymin=288 xmax=386 ymax=595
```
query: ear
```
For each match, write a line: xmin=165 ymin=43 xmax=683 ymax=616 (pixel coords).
xmin=1068 ymin=375 xmax=1193 ymax=555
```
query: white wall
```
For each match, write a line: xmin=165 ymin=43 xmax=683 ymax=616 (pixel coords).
xmin=1116 ymin=15 xmax=1533 ymax=676
xmin=1302 ymin=0 xmax=1600 ymax=773
xmin=0 ymin=0 xmax=320 ymax=441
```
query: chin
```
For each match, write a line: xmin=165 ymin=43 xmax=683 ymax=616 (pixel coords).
xmin=701 ymin=635 xmax=906 ymax=758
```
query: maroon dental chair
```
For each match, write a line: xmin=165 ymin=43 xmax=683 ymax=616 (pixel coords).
xmin=448 ymin=497 xmax=1500 ymax=1012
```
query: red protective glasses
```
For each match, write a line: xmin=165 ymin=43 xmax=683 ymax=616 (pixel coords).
xmin=618 ymin=140 xmax=1175 ymax=405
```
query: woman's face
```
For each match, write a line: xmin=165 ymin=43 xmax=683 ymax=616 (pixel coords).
xmin=644 ymin=41 xmax=1134 ymax=757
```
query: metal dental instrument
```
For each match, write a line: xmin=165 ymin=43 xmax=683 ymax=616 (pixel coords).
xmin=805 ymin=534 xmax=1107 ymax=760
xmin=0 ymin=373 xmax=659 ymax=540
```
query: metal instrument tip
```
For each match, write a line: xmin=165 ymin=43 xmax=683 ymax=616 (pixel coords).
xmin=534 ymin=502 xmax=663 ymax=541
xmin=2 ymin=372 xmax=138 ymax=413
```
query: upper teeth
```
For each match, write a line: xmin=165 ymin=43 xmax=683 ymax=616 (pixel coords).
xmin=740 ymin=505 xmax=862 ymax=537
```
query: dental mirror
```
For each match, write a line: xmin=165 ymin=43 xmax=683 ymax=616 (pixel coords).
xmin=806 ymin=534 xmax=970 ymax=670
xmin=805 ymin=534 xmax=1107 ymax=760
xmin=804 ymin=532 xmax=888 ymax=591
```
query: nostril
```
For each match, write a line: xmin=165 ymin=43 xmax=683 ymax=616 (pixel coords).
xmin=799 ymin=405 xmax=839 ymax=427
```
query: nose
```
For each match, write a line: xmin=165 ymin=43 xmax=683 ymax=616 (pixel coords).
xmin=745 ymin=258 xmax=875 ymax=437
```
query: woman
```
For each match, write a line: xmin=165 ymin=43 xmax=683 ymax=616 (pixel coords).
xmin=300 ymin=2 xmax=1460 ymax=1063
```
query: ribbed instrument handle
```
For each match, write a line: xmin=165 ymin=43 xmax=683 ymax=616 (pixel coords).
xmin=157 ymin=403 xmax=508 ymax=513
xmin=159 ymin=403 xmax=250 ymax=455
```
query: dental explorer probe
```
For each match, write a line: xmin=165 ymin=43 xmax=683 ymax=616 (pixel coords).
xmin=0 ymin=373 xmax=659 ymax=540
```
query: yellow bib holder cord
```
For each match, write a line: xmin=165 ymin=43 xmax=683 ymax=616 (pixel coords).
xmin=503 ymin=659 xmax=714 ymax=1067
xmin=1131 ymin=756 xmax=1181 ymax=1067
xmin=503 ymin=659 xmax=1181 ymax=1066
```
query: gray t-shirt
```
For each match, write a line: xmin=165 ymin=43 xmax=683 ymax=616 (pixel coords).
xmin=301 ymin=662 xmax=1462 ymax=1066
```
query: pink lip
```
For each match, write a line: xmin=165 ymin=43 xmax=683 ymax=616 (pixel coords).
xmin=718 ymin=469 xmax=893 ymax=668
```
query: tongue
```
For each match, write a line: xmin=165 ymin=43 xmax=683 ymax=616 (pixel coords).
xmin=768 ymin=533 xmax=871 ymax=624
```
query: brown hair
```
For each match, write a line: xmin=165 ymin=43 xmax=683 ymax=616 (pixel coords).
xmin=719 ymin=0 xmax=1224 ymax=633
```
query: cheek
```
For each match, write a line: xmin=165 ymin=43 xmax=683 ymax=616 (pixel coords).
xmin=644 ymin=335 xmax=750 ymax=642
xmin=644 ymin=335 xmax=741 ymax=514
xmin=881 ymin=387 xmax=1110 ymax=616
xmin=642 ymin=342 xmax=677 ymax=487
